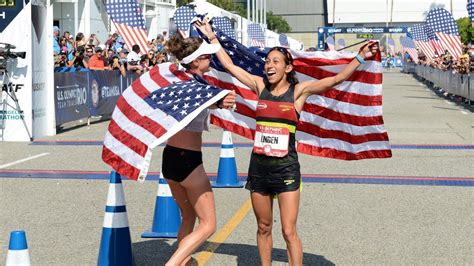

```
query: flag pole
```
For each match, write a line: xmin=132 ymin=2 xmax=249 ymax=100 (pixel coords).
xmin=336 ymin=39 xmax=368 ymax=51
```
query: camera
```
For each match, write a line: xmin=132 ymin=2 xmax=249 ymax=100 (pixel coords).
xmin=0 ymin=43 xmax=26 ymax=71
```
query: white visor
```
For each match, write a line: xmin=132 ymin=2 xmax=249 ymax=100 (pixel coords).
xmin=181 ymin=41 xmax=220 ymax=64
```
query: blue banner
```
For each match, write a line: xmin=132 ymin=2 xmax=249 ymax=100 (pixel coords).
xmin=54 ymin=72 xmax=90 ymax=125
xmin=54 ymin=70 xmax=140 ymax=126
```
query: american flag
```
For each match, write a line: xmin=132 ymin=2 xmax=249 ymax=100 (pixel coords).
xmin=424 ymin=25 xmax=444 ymax=56
xmin=426 ymin=8 xmax=462 ymax=59
xmin=279 ymin=34 xmax=289 ymax=47
xmin=102 ymin=63 xmax=230 ymax=181
xmin=411 ymin=24 xmax=436 ymax=61
xmin=212 ymin=17 xmax=236 ymax=40
xmin=205 ymin=29 xmax=392 ymax=161
xmin=105 ymin=0 xmax=148 ymax=55
xmin=173 ymin=5 xmax=198 ymax=38
xmin=387 ymin=37 xmax=395 ymax=56
xmin=399 ymin=36 xmax=419 ymax=63
xmin=326 ymin=36 xmax=335 ymax=51
xmin=468 ymin=0 xmax=474 ymax=26
xmin=338 ymin=39 xmax=346 ymax=49
xmin=247 ymin=23 xmax=265 ymax=47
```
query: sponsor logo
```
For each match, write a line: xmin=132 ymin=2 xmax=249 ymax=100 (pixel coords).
xmin=1 ymin=82 xmax=23 ymax=93
xmin=91 ymin=79 xmax=100 ymax=108
xmin=279 ymin=104 xmax=293 ymax=112
xmin=257 ymin=102 xmax=267 ymax=109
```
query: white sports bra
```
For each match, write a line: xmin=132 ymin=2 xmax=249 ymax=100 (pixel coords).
xmin=183 ymin=108 xmax=210 ymax=132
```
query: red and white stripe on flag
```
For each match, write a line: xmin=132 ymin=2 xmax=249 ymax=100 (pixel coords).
xmin=206 ymin=50 xmax=392 ymax=160
xmin=251 ymin=39 xmax=265 ymax=48
xmin=113 ymin=22 xmax=149 ymax=55
xmin=414 ymin=40 xmax=436 ymax=61
xmin=435 ymin=32 xmax=462 ymax=59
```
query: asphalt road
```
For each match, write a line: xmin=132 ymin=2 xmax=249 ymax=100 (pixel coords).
xmin=0 ymin=70 xmax=473 ymax=265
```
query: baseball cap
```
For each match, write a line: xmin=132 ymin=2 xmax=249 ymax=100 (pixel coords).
xmin=53 ymin=26 xmax=60 ymax=33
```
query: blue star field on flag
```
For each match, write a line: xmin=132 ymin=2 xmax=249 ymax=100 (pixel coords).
xmin=411 ymin=24 xmax=429 ymax=41
xmin=105 ymin=0 xmax=146 ymax=29
xmin=400 ymin=36 xmax=416 ymax=49
xmin=426 ymin=8 xmax=459 ymax=35
xmin=210 ymin=29 xmax=266 ymax=77
xmin=173 ymin=6 xmax=197 ymax=31
xmin=468 ymin=0 xmax=474 ymax=21
xmin=423 ymin=24 xmax=438 ymax=40
xmin=247 ymin=23 xmax=265 ymax=46
xmin=143 ymin=76 xmax=222 ymax=121
xmin=211 ymin=17 xmax=236 ymax=40
xmin=279 ymin=34 xmax=289 ymax=47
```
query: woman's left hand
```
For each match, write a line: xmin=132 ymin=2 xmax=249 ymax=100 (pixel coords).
xmin=360 ymin=41 xmax=379 ymax=59
xmin=221 ymin=90 xmax=236 ymax=109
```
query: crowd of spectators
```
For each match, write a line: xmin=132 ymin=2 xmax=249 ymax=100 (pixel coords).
xmin=53 ymin=26 xmax=170 ymax=76
xmin=404 ymin=44 xmax=474 ymax=75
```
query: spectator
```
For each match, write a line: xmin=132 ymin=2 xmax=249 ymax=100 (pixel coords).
xmin=75 ymin=32 xmax=86 ymax=48
xmin=68 ymin=46 xmax=88 ymax=68
xmin=117 ymin=48 xmax=129 ymax=70
xmin=88 ymin=46 xmax=108 ymax=70
xmin=109 ymin=56 xmax=126 ymax=76
xmin=53 ymin=26 xmax=61 ymax=55
xmin=87 ymin=34 xmax=100 ymax=47
xmin=146 ymin=50 xmax=157 ymax=68
xmin=126 ymin=44 xmax=144 ymax=73
xmin=105 ymin=33 xmax=119 ymax=52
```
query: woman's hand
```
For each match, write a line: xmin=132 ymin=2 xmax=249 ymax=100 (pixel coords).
xmin=220 ymin=90 xmax=236 ymax=109
xmin=194 ymin=20 xmax=216 ymax=41
xmin=359 ymin=41 xmax=379 ymax=59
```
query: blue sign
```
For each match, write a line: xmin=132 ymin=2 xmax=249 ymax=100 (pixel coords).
xmin=317 ymin=26 xmax=412 ymax=50
xmin=0 ymin=0 xmax=28 ymax=33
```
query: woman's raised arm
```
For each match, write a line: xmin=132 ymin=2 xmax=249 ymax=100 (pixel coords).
xmin=194 ymin=20 xmax=265 ymax=95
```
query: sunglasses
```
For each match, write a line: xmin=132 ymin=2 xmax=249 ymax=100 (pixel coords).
xmin=197 ymin=54 xmax=212 ymax=60
xmin=267 ymin=46 xmax=293 ymax=63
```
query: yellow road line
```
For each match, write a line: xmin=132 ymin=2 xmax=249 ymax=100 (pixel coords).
xmin=196 ymin=198 xmax=252 ymax=265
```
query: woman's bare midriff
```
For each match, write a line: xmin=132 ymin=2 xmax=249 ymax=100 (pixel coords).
xmin=166 ymin=130 xmax=203 ymax=151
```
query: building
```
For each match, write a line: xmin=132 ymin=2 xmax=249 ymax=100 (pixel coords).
xmin=52 ymin=0 xmax=176 ymax=44
xmin=234 ymin=0 xmax=326 ymax=49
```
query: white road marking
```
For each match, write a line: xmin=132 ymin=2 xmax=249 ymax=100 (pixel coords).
xmin=0 ymin=153 xmax=50 ymax=169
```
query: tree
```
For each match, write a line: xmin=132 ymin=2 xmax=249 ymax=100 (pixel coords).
xmin=456 ymin=17 xmax=473 ymax=45
xmin=266 ymin=11 xmax=291 ymax=33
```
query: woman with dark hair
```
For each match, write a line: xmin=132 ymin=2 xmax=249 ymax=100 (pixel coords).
xmin=197 ymin=20 xmax=379 ymax=265
xmin=162 ymin=33 xmax=236 ymax=265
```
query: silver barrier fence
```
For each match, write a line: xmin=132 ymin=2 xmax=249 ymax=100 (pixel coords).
xmin=402 ymin=62 xmax=472 ymax=101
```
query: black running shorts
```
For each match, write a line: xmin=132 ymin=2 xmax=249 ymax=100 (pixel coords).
xmin=161 ymin=145 xmax=203 ymax=182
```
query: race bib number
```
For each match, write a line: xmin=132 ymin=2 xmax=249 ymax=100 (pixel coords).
xmin=253 ymin=125 xmax=290 ymax=157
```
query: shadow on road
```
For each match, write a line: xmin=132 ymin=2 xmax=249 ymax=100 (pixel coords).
xmin=133 ymin=239 xmax=335 ymax=265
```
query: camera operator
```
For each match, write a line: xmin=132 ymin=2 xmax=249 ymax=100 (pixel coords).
xmin=68 ymin=46 xmax=88 ymax=68
xmin=126 ymin=44 xmax=144 ymax=74
xmin=109 ymin=55 xmax=126 ymax=76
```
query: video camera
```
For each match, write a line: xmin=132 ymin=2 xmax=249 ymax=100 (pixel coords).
xmin=0 ymin=43 xmax=26 ymax=71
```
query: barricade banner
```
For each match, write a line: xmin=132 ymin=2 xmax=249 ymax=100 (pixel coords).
xmin=53 ymin=70 xmax=140 ymax=126
xmin=54 ymin=72 xmax=90 ymax=125
xmin=88 ymin=71 xmax=122 ymax=116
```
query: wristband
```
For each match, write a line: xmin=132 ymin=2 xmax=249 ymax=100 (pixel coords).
xmin=356 ymin=54 xmax=366 ymax=64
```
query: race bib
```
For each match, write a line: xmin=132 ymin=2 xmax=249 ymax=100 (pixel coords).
xmin=253 ymin=125 xmax=290 ymax=157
